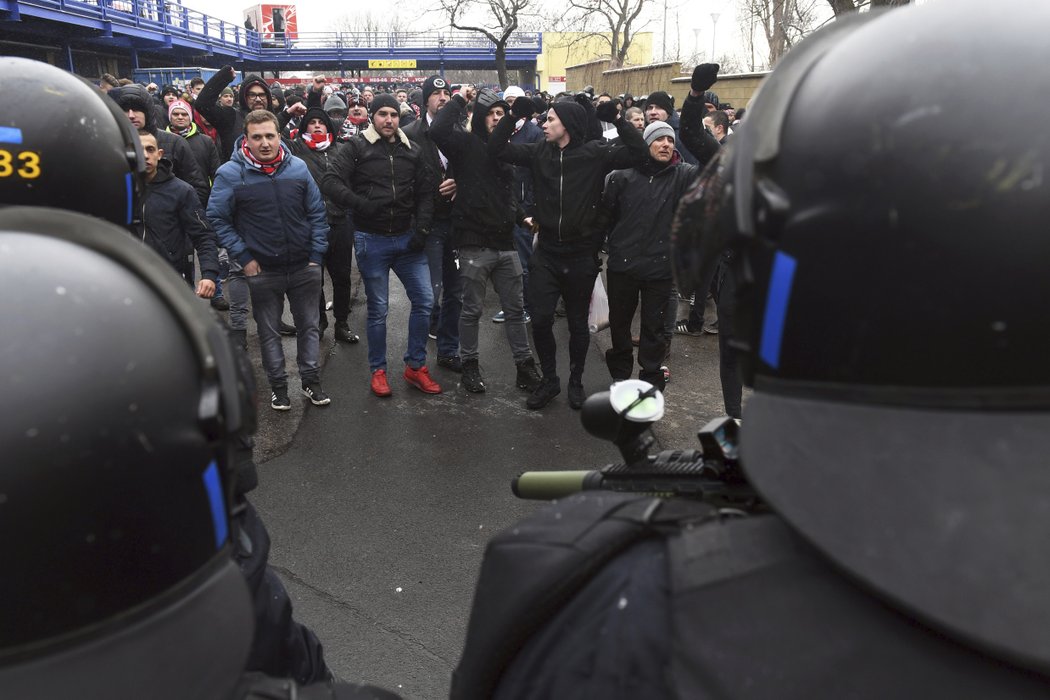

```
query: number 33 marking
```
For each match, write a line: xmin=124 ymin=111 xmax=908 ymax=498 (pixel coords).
xmin=0 ymin=150 xmax=42 ymax=179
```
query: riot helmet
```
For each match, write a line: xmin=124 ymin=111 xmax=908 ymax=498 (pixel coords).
xmin=0 ymin=58 xmax=145 ymax=228
xmin=0 ymin=207 xmax=253 ymax=698
xmin=673 ymin=0 xmax=1050 ymax=675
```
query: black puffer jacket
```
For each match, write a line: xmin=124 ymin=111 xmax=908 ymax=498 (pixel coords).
xmin=140 ymin=159 xmax=219 ymax=280
xmin=488 ymin=105 xmax=647 ymax=256
xmin=430 ymin=94 xmax=524 ymax=250
xmin=599 ymin=158 xmax=700 ymax=279
xmin=322 ymin=124 xmax=435 ymax=236
xmin=289 ymin=108 xmax=349 ymax=223
xmin=402 ymin=111 xmax=455 ymax=221
xmin=170 ymin=122 xmax=221 ymax=186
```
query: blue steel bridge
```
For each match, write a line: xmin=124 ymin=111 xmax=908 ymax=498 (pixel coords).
xmin=0 ymin=0 xmax=541 ymax=74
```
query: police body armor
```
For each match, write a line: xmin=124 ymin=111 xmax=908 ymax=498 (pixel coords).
xmin=454 ymin=493 xmax=1050 ymax=699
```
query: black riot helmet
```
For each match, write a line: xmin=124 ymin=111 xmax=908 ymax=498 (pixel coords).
xmin=0 ymin=208 xmax=253 ymax=698
xmin=0 ymin=57 xmax=145 ymax=228
xmin=672 ymin=0 xmax=1050 ymax=676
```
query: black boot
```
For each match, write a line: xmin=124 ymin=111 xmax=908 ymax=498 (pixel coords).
xmin=461 ymin=358 xmax=486 ymax=393
xmin=335 ymin=321 xmax=360 ymax=343
xmin=526 ymin=376 xmax=560 ymax=410
xmin=515 ymin=357 xmax=542 ymax=392
xmin=318 ymin=314 xmax=329 ymax=337
xmin=567 ymin=379 xmax=586 ymax=410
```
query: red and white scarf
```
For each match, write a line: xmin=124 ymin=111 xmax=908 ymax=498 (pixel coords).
xmin=240 ymin=141 xmax=284 ymax=175
xmin=302 ymin=131 xmax=333 ymax=151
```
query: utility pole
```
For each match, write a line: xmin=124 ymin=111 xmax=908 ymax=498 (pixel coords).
xmin=710 ymin=12 xmax=720 ymax=62
xmin=662 ymin=0 xmax=668 ymax=61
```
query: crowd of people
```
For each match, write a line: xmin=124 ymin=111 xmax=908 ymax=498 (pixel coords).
xmin=99 ymin=63 xmax=742 ymax=416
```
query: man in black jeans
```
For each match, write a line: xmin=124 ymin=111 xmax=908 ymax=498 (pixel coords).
xmin=489 ymin=95 xmax=647 ymax=410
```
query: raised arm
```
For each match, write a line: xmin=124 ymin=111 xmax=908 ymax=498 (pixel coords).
xmin=430 ymin=93 xmax=473 ymax=159
xmin=679 ymin=63 xmax=723 ymax=169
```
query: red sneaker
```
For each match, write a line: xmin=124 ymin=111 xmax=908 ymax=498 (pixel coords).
xmin=404 ymin=365 xmax=442 ymax=394
xmin=371 ymin=369 xmax=392 ymax=397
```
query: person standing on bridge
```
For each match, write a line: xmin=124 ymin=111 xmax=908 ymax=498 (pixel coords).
xmin=322 ymin=94 xmax=439 ymax=398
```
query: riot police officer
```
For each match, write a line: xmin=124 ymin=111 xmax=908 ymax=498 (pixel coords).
xmin=0 ymin=58 xmax=396 ymax=698
xmin=453 ymin=1 xmax=1050 ymax=696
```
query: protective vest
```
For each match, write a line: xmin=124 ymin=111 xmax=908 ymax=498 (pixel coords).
xmin=453 ymin=493 xmax=1050 ymax=699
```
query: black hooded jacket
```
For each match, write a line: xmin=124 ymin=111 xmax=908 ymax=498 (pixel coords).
xmin=140 ymin=158 xmax=219 ymax=281
xmin=108 ymin=84 xmax=210 ymax=208
xmin=197 ymin=72 xmax=292 ymax=163
xmin=402 ymin=108 xmax=455 ymax=221
xmin=488 ymin=102 xmax=648 ymax=256
xmin=430 ymin=94 xmax=525 ymax=250
xmin=288 ymin=108 xmax=348 ymax=223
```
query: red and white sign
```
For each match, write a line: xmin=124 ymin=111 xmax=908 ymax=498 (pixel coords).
xmin=244 ymin=4 xmax=299 ymax=41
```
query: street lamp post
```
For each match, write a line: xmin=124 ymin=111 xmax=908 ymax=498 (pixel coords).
xmin=710 ymin=12 xmax=720 ymax=62
xmin=693 ymin=28 xmax=701 ymax=65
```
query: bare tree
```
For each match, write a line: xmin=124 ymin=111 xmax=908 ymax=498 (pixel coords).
xmin=739 ymin=0 xmax=821 ymax=68
xmin=828 ymin=0 xmax=910 ymax=15
xmin=438 ymin=0 xmax=530 ymax=88
xmin=334 ymin=11 xmax=410 ymax=48
xmin=559 ymin=0 xmax=651 ymax=68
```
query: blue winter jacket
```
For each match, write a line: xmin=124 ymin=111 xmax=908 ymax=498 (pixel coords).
xmin=207 ymin=137 xmax=329 ymax=270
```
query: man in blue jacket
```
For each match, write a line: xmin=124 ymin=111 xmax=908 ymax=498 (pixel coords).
xmin=207 ymin=110 xmax=332 ymax=412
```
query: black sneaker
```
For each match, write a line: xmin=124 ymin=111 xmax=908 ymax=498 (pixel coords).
xmin=318 ymin=315 xmax=329 ymax=337
xmin=461 ymin=359 xmax=486 ymax=393
xmin=674 ymin=319 xmax=703 ymax=336
xmin=210 ymin=295 xmax=229 ymax=311
xmin=278 ymin=321 xmax=297 ymax=336
xmin=567 ymin=381 xmax=586 ymax=410
xmin=515 ymin=357 xmax=542 ymax=392
xmin=301 ymin=383 xmax=331 ymax=406
xmin=438 ymin=355 xmax=463 ymax=373
xmin=335 ymin=321 xmax=360 ymax=344
xmin=526 ymin=377 xmax=560 ymax=410
xmin=270 ymin=386 xmax=291 ymax=411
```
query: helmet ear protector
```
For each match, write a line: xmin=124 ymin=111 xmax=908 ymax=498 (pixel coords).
xmin=672 ymin=13 xmax=873 ymax=388
xmin=87 ymin=76 xmax=149 ymax=227
xmin=0 ymin=206 xmax=251 ymax=470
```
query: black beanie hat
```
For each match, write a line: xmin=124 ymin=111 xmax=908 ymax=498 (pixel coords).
xmin=300 ymin=107 xmax=335 ymax=138
xmin=531 ymin=95 xmax=548 ymax=114
xmin=550 ymin=101 xmax=587 ymax=144
xmin=646 ymin=91 xmax=675 ymax=115
xmin=422 ymin=75 xmax=450 ymax=103
xmin=369 ymin=93 xmax=400 ymax=117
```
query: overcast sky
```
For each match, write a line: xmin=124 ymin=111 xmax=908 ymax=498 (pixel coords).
xmin=188 ymin=0 xmax=835 ymax=72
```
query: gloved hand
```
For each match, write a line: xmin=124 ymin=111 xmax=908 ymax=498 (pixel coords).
xmin=511 ymin=96 xmax=536 ymax=120
xmin=595 ymin=100 xmax=620 ymax=124
xmin=408 ymin=231 xmax=427 ymax=252
xmin=692 ymin=63 xmax=720 ymax=93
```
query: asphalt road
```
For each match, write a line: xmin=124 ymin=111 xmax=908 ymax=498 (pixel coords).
xmin=242 ymin=269 xmax=737 ymax=699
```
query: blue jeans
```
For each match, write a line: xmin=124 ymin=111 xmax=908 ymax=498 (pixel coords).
xmin=354 ymin=231 xmax=434 ymax=372
xmin=246 ymin=264 xmax=323 ymax=388
xmin=425 ymin=220 xmax=462 ymax=357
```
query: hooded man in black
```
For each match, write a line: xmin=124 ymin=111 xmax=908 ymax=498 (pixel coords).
xmin=430 ymin=86 xmax=543 ymax=395
xmin=197 ymin=67 xmax=299 ymax=163
xmin=488 ymin=94 xmax=648 ymax=410
xmin=108 ymin=84 xmax=210 ymax=209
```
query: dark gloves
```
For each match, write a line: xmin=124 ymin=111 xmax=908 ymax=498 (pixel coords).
xmin=692 ymin=63 xmax=720 ymax=93
xmin=511 ymin=96 xmax=536 ymax=120
xmin=408 ymin=231 xmax=427 ymax=252
xmin=595 ymin=100 xmax=620 ymax=124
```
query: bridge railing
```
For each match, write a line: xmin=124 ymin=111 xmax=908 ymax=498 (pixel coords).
xmin=14 ymin=0 xmax=541 ymax=55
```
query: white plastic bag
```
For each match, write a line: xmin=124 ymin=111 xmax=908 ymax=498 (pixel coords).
xmin=589 ymin=275 xmax=610 ymax=334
